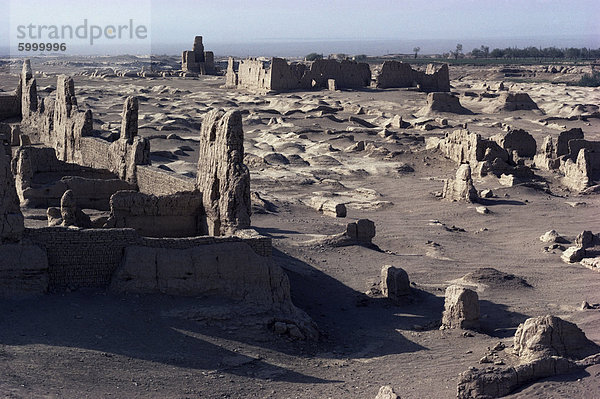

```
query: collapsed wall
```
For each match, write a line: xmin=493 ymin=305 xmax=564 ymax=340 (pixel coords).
xmin=0 ymin=145 xmax=24 ymax=242
xmin=12 ymin=146 xmax=134 ymax=209
xmin=375 ymin=61 xmax=450 ymax=92
xmin=534 ymin=128 xmax=599 ymax=191
xmin=18 ymin=61 xmax=150 ymax=185
xmin=14 ymin=61 xmax=254 ymax=238
xmin=181 ymin=36 xmax=215 ymax=74
xmin=431 ymin=128 xmax=535 ymax=179
xmin=52 ymin=75 xmax=93 ymax=163
xmin=0 ymin=143 xmax=48 ymax=297
xmin=226 ymin=57 xmax=371 ymax=92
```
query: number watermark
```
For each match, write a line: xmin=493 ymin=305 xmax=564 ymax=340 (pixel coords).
xmin=9 ymin=1 xmax=151 ymax=58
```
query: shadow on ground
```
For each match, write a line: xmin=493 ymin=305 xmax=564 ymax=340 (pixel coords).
xmin=0 ymin=291 xmax=335 ymax=384
xmin=273 ymin=248 xmax=431 ymax=359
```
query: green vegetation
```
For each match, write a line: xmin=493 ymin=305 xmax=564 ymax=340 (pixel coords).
xmin=304 ymin=53 xmax=323 ymax=61
xmin=468 ymin=46 xmax=600 ymax=61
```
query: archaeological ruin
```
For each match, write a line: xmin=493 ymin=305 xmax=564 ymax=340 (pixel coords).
xmin=374 ymin=61 xmax=450 ymax=92
xmin=181 ymin=36 xmax=215 ymax=75
xmin=0 ymin=60 xmax=317 ymax=337
xmin=225 ymin=57 xmax=372 ymax=92
xmin=0 ymin=36 xmax=599 ymax=398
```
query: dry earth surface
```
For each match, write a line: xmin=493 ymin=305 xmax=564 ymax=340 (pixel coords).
xmin=0 ymin=56 xmax=599 ymax=398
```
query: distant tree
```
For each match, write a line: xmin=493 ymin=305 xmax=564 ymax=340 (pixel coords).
xmin=353 ymin=54 xmax=368 ymax=61
xmin=413 ymin=47 xmax=420 ymax=59
xmin=490 ymin=48 xmax=504 ymax=58
xmin=542 ymin=47 xmax=564 ymax=59
xmin=524 ymin=46 xmax=542 ymax=59
xmin=453 ymin=43 xmax=463 ymax=59
xmin=480 ymin=45 xmax=489 ymax=58
xmin=305 ymin=53 xmax=323 ymax=61
xmin=565 ymin=47 xmax=582 ymax=59
xmin=470 ymin=48 xmax=483 ymax=58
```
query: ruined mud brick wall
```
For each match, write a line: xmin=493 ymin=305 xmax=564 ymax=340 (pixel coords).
xmin=77 ymin=97 xmax=149 ymax=183
xmin=136 ymin=165 xmax=195 ymax=195
xmin=25 ymin=228 xmax=138 ymax=289
xmin=13 ymin=146 xmax=134 ymax=209
xmin=305 ymin=59 xmax=371 ymax=89
xmin=227 ymin=57 xmax=371 ymax=92
xmin=24 ymin=227 xmax=272 ymax=290
xmin=225 ymin=57 xmax=239 ymax=88
xmin=269 ymin=58 xmax=309 ymax=91
xmin=19 ymin=62 xmax=149 ymax=185
xmin=375 ymin=61 xmax=450 ymax=92
xmin=0 ymin=146 xmax=24 ymax=242
xmin=137 ymin=234 xmax=271 ymax=257
xmin=107 ymin=190 xmax=204 ymax=237
xmin=52 ymin=75 xmax=93 ymax=163
xmin=112 ymin=241 xmax=281 ymax=302
xmin=233 ymin=58 xmax=273 ymax=91
xmin=438 ymin=129 xmax=508 ymax=165
xmin=567 ymin=139 xmax=600 ymax=176
xmin=419 ymin=63 xmax=451 ymax=92
xmin=0 ymin=93 xmax=20 ymax=120
xmin=534 ymin=129 xmax=597 ymax=191
xmin=78 ymin=134 xmax=149 ymax=184
xmin=375 ymin=61 xmax=416 ymax=88
xmin=78 ymin=137 xmax=116 ymax=171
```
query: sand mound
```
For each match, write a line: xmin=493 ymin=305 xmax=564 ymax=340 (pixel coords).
xmin=417 ymin=92 xmax=474 ymax=115
xmin=461 ymin=267 xmax=531 ymax=289
xmin=484 ymin=92 xmax=540 ymax=113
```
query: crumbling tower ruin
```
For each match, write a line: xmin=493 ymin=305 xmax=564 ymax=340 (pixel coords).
xmin=181 ymin=36 xmax=215 ymax=74
xmin=196 ymin=109 xmax=251 ymax=236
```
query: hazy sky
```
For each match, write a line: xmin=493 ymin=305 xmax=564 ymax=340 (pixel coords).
xmin=2 ymin=0 xmax=599 ymax=56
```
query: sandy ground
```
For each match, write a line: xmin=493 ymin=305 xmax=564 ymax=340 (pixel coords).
xmin=0 ymin=56 xmax=599 ymax=398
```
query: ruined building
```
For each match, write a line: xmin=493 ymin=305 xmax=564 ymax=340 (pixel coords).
xmin=0 ymin=61 xmax=318 ymax=338
xmin=181 ymin=36 xmax=215 ymax=74
xmin=374 ymin=61 xmax=450 ymax=92
xmin=225 ymin=57 xmax=371 ymax=93
xmin=534 ymin=128 xmax=599 ymax=191
xmin=429 ymin=128 xmax=536 ymax=180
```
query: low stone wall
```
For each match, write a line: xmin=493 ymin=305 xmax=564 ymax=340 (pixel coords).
xmin=136 ymin=165 xmax=195 ymax=195
xmin=107 ymin=190 xmax=204 ymax=237
xmin=24 ymin=227 xmax=272 ymax=290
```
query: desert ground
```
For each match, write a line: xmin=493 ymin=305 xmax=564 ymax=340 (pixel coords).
xmin=0 ymin=56 xmax=599 ymax=398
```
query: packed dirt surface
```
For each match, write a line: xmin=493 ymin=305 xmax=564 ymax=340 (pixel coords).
xmin=0 ymin=57 xmax=599 ymax=398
